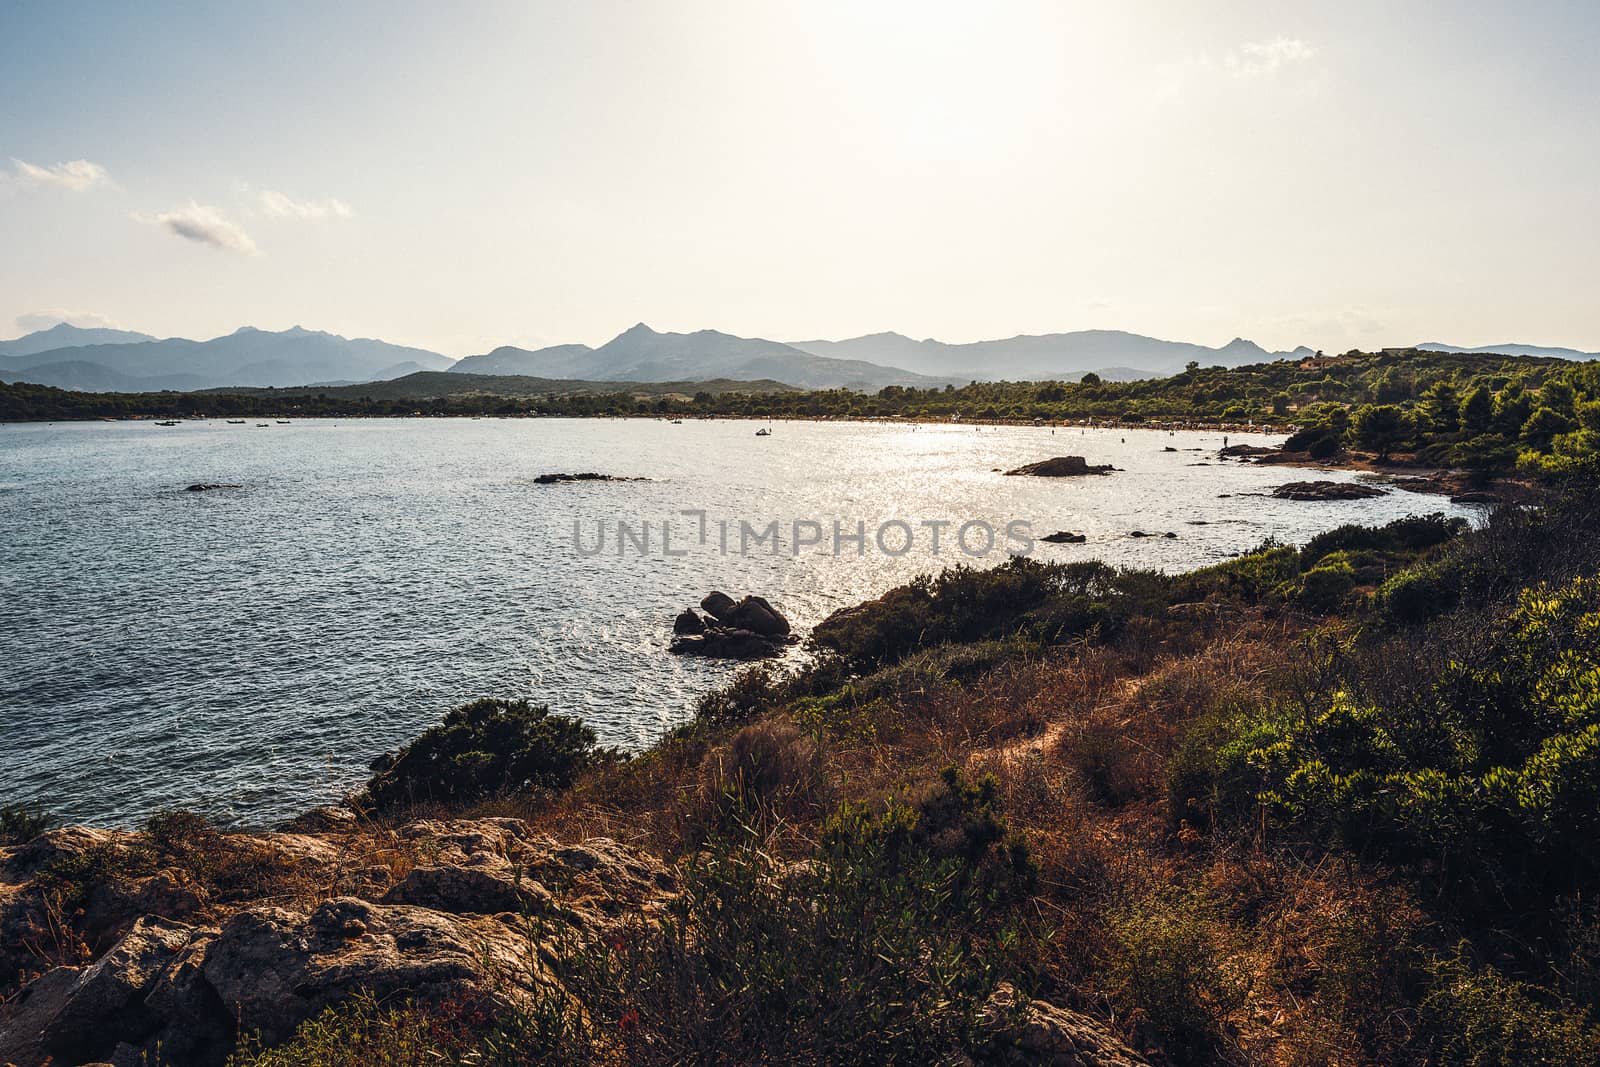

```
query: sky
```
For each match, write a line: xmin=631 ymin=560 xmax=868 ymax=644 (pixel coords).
xmin=1 ymin=0 xmax=1597 ymax=357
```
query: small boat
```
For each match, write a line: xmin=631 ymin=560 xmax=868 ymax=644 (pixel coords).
xmin=670 ymin=419 xmax=683 ymax=425
xmin=755 ymin=427 xmax=771 ymax=436
xmin=226 ymin=419 xmax=245 ymax=425
xmin=256 ymin=423 xmax=270 ymax=428
xmin=275 ymin=420 xmax=291 ymax=425
xmin=156 ymin=420 xmax=180 ymax=427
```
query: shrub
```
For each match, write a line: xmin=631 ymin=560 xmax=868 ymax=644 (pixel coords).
xmin=1420 ymin=950 xmax=1600 ymax=1067
xmin=0 ymin=802 xmax=54 ymax=845
xmin=692 ymin=718 xmax=824 ymax=836
xmin=364 ymin=698 xmax=598 ymax=812
xmin=1295 ymin=558 xmax=1357 ymax=613
xmin=226 ymin=992 xmax=461 ymax=1066
xmin=557 ymin=773 xmax=1035 ymax=1065
xmin=1105 ymin=890 xmax=1250 ymax=1063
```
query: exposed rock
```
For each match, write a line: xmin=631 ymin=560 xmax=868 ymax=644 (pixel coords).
xmin=1040 ymin=531 xmax=1086 ymax=544
xmin=382 ymin=854 xmax=553 ymax=916
xmin=280 ymin=805 xmax=359 ymax=833
xmin=1003 ymin=456 xmax=1116 ymax=477
xmin=977 ymin=982 xmax=1151 ymax=1066
xmin=674 ymin=592 xmax=794 ymax=657
xmin=720 ymin=594 xmax=790 ymax=637
xmin=198 ymin=897 xmax=544 ymax=1049
xmin=0 ymin=916 xmax=197 ymax=1067
xmin=184 ymin=484 xmax=242 ymax=492
xmin=673 ymin=608 xmax=706 ymax=635
xmin=700 ymin=591 xmax=737 ymax=618
xmin=1217 ymin=444 xmax=1279 ymax=459
xmin=532 ymin=472 xmax=642 ymax=484
xmin=1271 ymin=480 xmax=1387 ymax=501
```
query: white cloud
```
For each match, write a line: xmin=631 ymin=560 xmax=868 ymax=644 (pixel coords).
xmin=9 ymin=158 xmax=111 ymax=191
xmin=134 ymin=202 xmax=259 ymax=255
xmin=259 ymin=189 xmax=352 ymax=220
xmin=1225 ymin=37 xmax=1316 ymax=78
xmin=15 ymin=310 xmax=125 ymax=332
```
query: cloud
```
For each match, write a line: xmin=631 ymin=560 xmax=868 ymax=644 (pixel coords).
xmin=134 ymin=202 xmax=259 ymax=255
xmin=259 ymin=189 xmax=352 ymax=220
xmin=1225 ymin=37 xmax=1316 ymax=78
xmin=6 ymin=158 xmax=111 ymax=192
xmin=15 ymin=310 xmax=125 ymax=332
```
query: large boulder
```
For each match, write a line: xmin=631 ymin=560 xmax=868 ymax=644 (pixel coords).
xmin=0 ymin=916 xmax=197 ymax=1067
xmin=977 ymin=982 xmax=1150 ymax=1066
xmin=199 ymin=897 xmax=545 ymax=1049
xmin=700 ymin=591 xmax=737 ymax=619
xmin=720 ymin=595 xmax=790 ymax=637
xmin=673 ymin=608 xmax=706 ymax=635
xmin=1004 ymin=457 xmax=1115 ymax=477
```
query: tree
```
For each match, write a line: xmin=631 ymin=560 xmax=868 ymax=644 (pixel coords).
xmin=1421 ymin=381 xmax=1460 ymax=434
xmin=1079 ymin=372 xmax=1102 ymax=387
xmin=1353 ymin=404 xmax=1410 ymax=459
xmin=1521 ymin=406 xmax=1576 ymax=451
xmin=1459 ymin=385 xmax=1495 ymax=436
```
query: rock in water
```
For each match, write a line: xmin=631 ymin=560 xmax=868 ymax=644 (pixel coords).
xmin=674 ymin=592 xmax=794 ymax=658
xmin=721 ymin=594 xmax=790 ymax=637
xmin=700 ymin=591 xmax=736 ymax=619
xmin=1040 ymin=531 xmax=1087 ymax=544
xmin=1272 ymin=480 xmax=1387 ymax=501
xmin=1003 ymin=456 xmax=1116 ymax=477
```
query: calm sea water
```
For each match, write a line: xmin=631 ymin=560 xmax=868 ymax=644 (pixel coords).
xmin=0 ymin=418 xmax=1476 ymax=826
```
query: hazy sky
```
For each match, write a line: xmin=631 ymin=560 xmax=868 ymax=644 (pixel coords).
xmin=2 ymin=0 xmax=1597 ymax=356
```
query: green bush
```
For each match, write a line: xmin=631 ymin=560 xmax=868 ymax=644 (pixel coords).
xmin=1105 ymin=890 xmax=1250 ymax=1063
xmin=1295 ymin=558 xmax=1357 ymax=613
xmin=0 ymin=802 xmax=54 ymax=845
xmin=1217 ymin=576 xmax=1600 ymax=901
xmin=553 ymin=770 xmax=1035 ymax=1065
xmin=364 ymin=698 xmax=598 ymax=812
xmin=226 ymin=993 xmax=460 ymax=1066
xmin=1420 ymin=950 xmax=1600 ymax=1067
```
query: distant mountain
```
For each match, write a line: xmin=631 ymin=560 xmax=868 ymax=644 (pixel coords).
xmin=1418 ymin=341 xmax=1600 ymax=360
xmin=788 ymin=330 xmax=1309 ymax=380
xmin=0 ymin=326 xmax=454 ymax=392
xmin=450 ymin=324 xmax=948 ymax=391
xmin=0 ymin=323 xmax=155 ymax=357
xmin=448 ymin=344 xmax=597 ymax=378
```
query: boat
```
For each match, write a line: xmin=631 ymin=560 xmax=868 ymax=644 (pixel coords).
xmin=256 ymin=423 xmax=270 ymax=428
xmin=156 ymin=420 xmax=180 ymax=427
xmin=670 ymin=419 xmax=683 ymax=425
xmin=755 ymin=427 xmax=771 ymax=436
xmin=275 ymin=420 xmax=291 ymax=425
xmin=226 ymin=419 xmax=245 ymax=425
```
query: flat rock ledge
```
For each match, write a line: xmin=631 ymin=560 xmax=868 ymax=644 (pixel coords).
xmin=531 ymin=472 xmax=644 ymax=484
xmin=1271 ymin=479 xmax=1388 ymax=501
xmin=1004 ymin=456 xmax=1117 ymax=477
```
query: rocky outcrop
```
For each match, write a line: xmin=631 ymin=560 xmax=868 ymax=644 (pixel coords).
xmin=1040 ymin=531 xmax=1087 ymax=544
xmin=184 ymin=483 xmax=243 ymax=492
xmin=1004 ymin=457 xmax=1116 ymax=477
xmin=977 ymin=983 xmax=1151 ymax=1066
xmin=1271 ymin=480 xmax=1387 ymax=501
xmin=670 ymin=591 xmax=797 ymax=659
xmin=0 ymin=820 xmax=673 ymax=1067
xmin=531 ymin=472 xmax=643 ymax=484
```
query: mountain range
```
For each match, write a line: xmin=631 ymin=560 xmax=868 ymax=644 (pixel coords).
xmin=3 ymin=320 xmax=1596 ymax=395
